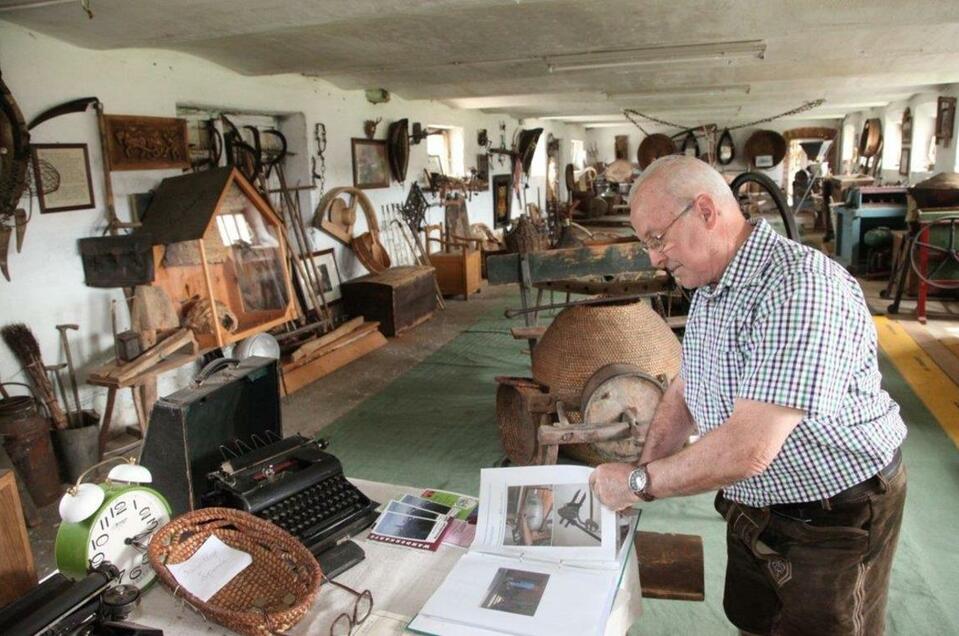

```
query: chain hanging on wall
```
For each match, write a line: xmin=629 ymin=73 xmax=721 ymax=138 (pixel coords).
xmin=623 ymin=99 xmax=826 ymax=135
xmin=311 ymin=122 xmax=327 ymax=195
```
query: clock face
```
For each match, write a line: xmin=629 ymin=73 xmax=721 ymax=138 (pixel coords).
xmin=85 ymin=489 xmax=170 ymax=589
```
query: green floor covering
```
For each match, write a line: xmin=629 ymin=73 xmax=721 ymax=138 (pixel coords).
xmin=320 ymin=298 xmax=959 ymax=635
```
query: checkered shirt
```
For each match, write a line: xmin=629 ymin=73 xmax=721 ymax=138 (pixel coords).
xmin=681 ymin=219 xmax=906 ymax=506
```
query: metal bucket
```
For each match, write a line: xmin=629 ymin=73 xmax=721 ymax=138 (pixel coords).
xmin=53 ymin=419 xmax=100 ymax=483
xmin=0 ymin=383 xmax=62 ymax=506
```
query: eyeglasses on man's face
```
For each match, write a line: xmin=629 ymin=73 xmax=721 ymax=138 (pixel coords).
xmin=640 ymin=199 xmax=695 ymax=252
xmin=325 ymin=575 xmax=373 ymax=636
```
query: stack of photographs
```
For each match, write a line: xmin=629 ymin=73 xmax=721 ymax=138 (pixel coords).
xmin=368 ymin=494 xmax=453 ymax=551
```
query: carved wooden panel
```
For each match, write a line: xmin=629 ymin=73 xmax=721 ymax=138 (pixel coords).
xmin=103 ymin=114 xmax=190 ymax=171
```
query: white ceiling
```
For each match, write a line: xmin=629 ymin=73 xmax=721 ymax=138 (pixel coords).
xmin=3 ymin=0 xmax=959 ymax=126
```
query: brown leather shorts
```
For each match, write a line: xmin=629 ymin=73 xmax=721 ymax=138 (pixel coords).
xmin=714 ymin=456 xmax=907 ymax=635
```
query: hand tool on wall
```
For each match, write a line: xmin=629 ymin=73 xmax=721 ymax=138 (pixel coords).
xmin=0 ymin=72 xmax=31 ymax=282
xmin=55 ymin=324 xmax=83 ymax=421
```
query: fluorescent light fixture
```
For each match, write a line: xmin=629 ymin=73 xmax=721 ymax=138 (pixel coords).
xmin=540 ymin=114 xmax=625 ymax=122
xmin=546 ymin=40 xmax=765 ymax=73
xmin=607 ymin=85 xmax=752 ymax=100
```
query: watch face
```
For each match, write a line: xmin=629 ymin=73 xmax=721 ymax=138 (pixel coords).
xmin=86 ymin=489 xmax=171 ymax=589
xmin=629 ymin=469 xmax=647 ymax=494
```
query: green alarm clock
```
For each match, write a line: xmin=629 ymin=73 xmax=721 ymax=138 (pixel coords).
xmin=55 ymin=458 xmax=172 ymax=590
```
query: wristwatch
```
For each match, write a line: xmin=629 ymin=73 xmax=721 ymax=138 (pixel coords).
xmin=628 ymin=465 xmax=656 ymax=502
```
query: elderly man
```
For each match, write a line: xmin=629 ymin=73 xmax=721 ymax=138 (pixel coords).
xmin=590 ymin=155 xmax=906 ymax=635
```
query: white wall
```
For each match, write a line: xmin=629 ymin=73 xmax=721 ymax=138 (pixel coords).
xmin=842 ymin=87 xmax=959 ymax=185
xmin=0 ymin=19 xmax=583 ymax=426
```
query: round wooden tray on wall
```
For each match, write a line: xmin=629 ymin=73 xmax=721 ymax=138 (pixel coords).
xmin=743 ymin=130 xmax=787 ymax=169
xmin=637 ymin=134 xmax=677 ymax=169
xmin=859 ymin=118 xmax=883 ymax=158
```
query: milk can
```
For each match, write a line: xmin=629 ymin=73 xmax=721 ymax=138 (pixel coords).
xmin=0 ymin=383 xmax=62 ymax=505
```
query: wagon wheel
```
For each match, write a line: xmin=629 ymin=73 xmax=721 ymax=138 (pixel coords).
xmin=222 ymin=116 xmax=261 ymax=183
xmin=565 ymin=163 xmax=576 ymax=192
xmin=908 ymin=216 xmax=959 ymax=289
xmin=729 ymin=171 xmax=799 ymax=241
xmin=260 ymin=128 xmax=288 ymax=178
xmin=312 ymin=186 xmax=376 ymax=246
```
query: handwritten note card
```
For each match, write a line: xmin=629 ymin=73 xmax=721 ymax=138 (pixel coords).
xmin=167 ymin=534 xmax=253 ymax=602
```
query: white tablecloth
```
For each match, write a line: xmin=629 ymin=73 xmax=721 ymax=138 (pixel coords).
xmin=137 ymin=479 xmax=642 ymax=634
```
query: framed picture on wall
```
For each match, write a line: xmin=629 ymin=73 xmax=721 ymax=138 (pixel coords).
xmin=754 ymin=154 xmax=774 ymax=169
xmin=899 ymin=146 xmax=910 ymax=176
xmin=492 ymin=174 xmax=513 ymax=229
xmin=351 ymin=138 xmax=390 ymax=189
xmin=935 ymin=96 xmax=956 ymax=145
xmin=476 ymin=153 xmax=489 ymax=181
xmin=301 ymin=247 xmax=342 ymax=306
xmin=31 ymin=143 xmax=96 ymax=214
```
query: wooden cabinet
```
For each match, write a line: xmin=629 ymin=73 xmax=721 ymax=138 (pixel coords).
xmin=0 ymin=469 xmax=37 ymax=607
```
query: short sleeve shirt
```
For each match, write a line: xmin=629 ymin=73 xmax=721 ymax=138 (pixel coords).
xmin=682 ymin=219 xmax=906 ymax=506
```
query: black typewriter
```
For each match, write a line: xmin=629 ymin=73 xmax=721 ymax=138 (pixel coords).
xmin=205 ymin=434 xmax=379 ymax=577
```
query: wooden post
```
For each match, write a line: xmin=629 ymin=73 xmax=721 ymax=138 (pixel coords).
xmin=197 ymin=238 xmax=224 ymax=348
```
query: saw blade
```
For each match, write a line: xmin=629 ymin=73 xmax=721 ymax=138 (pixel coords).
xmin=14 ymin=208 xmax=26 ymax=252
xmin=0 ymin=224 xmax=11 ymax=281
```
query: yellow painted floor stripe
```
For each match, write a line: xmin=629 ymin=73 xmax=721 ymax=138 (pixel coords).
xmin=875 ymin=316 xmax=959 ymax=449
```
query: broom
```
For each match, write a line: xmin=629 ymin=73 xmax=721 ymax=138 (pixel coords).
xmin=1 ymin=323 xmax=69 ymax=429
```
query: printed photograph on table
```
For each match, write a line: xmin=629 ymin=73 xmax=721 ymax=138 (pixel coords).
xmin=301 ymin=248 xmax=342 ymax=306
xmin=504 ymin=485 xmax=554 ymax=547
xmin=351 ymin=138 xmax=390 ymax=189
xmin=504 ymin=484 xmax=602 ymax=547
xmin=31 ymin=143 xmax=95 ymax=213
xmin=372 ymin=510 xmax=445 ymax=542
xmin=384 ymin=500 xmax=440 ymax=519
xmin=551 ymin=484 xmax=602 ymax=546
xmin=398 ymin=494 xmax=452 ymax=516
xmin=480 ymin=568 xmax=550 ymax=617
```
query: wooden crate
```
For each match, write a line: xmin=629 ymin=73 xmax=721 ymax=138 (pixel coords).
xmin=341 ymin=266 xmax=438 ymax=337
xmin=430 ymin=249 xmax=482 ymax=299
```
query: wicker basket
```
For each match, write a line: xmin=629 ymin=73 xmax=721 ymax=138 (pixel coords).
xmin=531 ymin=299 xmax=681 ymax=465
xmin=147 ymin=507 xmax=322 ymax=636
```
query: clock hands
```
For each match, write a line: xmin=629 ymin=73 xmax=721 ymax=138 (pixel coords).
xmin=124 ymin=528 xmax=155 ymax=551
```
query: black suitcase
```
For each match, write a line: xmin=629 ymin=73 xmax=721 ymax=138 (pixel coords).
xmin=139 ymin=356 xmax=281 ymax=515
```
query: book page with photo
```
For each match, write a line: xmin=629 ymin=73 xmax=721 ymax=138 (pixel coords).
xmin=408 ymin=465 xmax=638 ymax=636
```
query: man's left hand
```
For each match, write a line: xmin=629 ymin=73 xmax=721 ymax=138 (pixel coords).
xmin=590 ymin=463 xmax=640 ymax=511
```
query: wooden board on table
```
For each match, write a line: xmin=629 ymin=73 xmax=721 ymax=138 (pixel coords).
xmin=87 ymin=329 xmax=198 ymax=387
xmin=281 ymin=328 xmax=387 ymax=395
xmin=635 ymin=531 xmax=705 ymax=601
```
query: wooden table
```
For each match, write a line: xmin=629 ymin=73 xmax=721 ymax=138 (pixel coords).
xmin=137 ymin=479 xmax=644 ymax=635
xmin=87 ymin=349 xmax=201 ymax=459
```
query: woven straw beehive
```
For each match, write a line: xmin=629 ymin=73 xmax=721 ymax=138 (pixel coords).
xmin=531 ymin=299 xmax=682 ymax=464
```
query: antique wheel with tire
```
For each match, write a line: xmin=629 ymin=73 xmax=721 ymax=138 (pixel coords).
xmin=908 ymin=216 xmax=959 ymax=289
xmin=729 ymin=171 xmax=799 ymax=241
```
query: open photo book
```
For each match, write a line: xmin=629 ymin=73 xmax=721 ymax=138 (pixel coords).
xmin=408 ymin=465 xmax=639 ymax=636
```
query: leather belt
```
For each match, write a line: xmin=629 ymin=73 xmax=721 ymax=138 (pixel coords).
xmin=771 ymin=448 xmax=902 ymax=512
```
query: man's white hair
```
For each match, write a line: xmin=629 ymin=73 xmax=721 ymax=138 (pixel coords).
xmin=628 ymin=155 xmax=737 ymax=210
